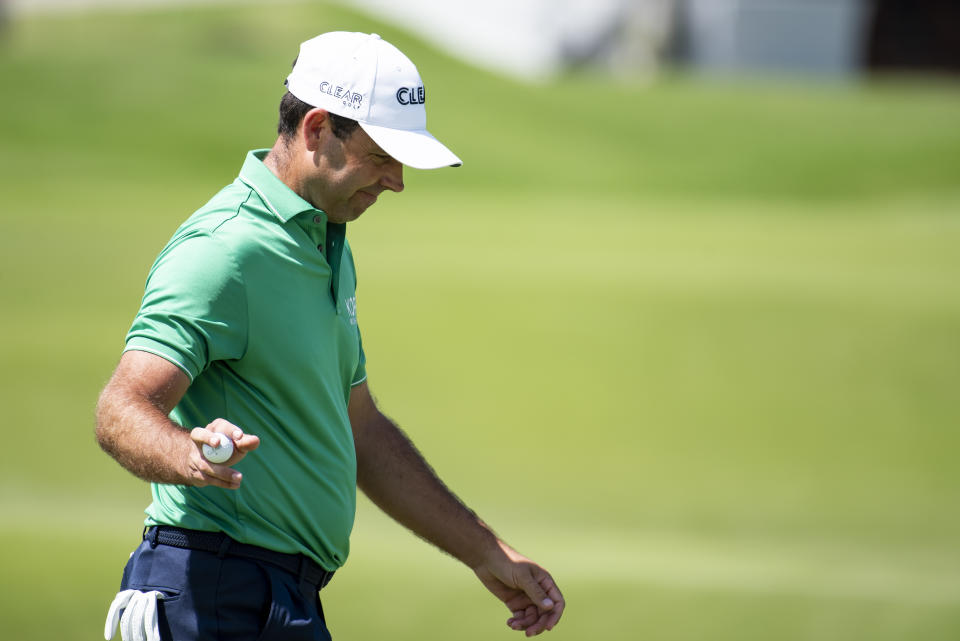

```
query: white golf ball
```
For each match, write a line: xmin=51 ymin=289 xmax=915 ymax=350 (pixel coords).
xmin=202 ymin=433 xmax=234 ymax=464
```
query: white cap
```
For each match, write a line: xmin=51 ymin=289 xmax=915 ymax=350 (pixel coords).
xmin=285 ymin=31 xmax=462 ymax=170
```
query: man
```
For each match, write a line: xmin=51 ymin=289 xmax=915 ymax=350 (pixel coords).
xmin=96 ymin=31 xmax=564 ymax=641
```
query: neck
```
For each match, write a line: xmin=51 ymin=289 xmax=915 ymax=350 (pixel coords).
xmin=263 ymin=137 xmax=327 ymax=214
xmin=263 ymin=137 xmax=296 ymax=187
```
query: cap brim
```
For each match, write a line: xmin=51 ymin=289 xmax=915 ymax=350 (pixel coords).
xmin=360 ymin=123 xmax=462 ymax=170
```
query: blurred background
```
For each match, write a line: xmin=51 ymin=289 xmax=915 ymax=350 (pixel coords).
xmin=1 ymin=1 xmax=959 ymax=640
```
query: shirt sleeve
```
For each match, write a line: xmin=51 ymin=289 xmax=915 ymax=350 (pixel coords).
xmin=125 ymin=232 xmax=248 ymax=381
xmin=351 ymin=330 xmax=367 ymax=386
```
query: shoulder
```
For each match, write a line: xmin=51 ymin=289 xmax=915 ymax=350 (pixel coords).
xmin=146 ymin=231 xmax=244 ymax=305
xmin=175 ymin=180 xmax=260 ymax=241
xmin=165 ymin=180 xmax=280 ymax=266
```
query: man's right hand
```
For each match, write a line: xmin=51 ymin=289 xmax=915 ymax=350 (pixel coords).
xmin=187 ymin=419 xmax=260 ymax=489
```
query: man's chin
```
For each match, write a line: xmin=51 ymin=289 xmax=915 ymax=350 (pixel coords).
xmin=357 ymin=191 xmax=378 ymax=209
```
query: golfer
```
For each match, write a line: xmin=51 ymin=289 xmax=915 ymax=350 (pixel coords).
xmin=96 ymin=31 xmax=564 ymax=641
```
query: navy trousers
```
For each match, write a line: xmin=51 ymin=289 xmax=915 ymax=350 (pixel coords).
xmin=119 ymin=536 xmax=332 ymax=641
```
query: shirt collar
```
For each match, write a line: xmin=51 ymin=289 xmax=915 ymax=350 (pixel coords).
xmin=237 ymin=149 xmax=325 ymax=224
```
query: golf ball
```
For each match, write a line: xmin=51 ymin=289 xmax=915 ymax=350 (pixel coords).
xmin=202 ymin=433 xmax=234 ymax=464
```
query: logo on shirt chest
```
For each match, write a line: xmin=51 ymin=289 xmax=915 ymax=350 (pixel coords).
xmin=344 ymin=296 xmax=357 ymax=325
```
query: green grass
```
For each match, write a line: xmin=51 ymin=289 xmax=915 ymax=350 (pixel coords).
xmin=2 ymin=2 xmax=960 ymax=640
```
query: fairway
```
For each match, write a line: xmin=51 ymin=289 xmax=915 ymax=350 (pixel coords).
xmin=2 ymin=3 xmax=960 ymax=640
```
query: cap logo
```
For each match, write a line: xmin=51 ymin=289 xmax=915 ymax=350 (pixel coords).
xmin=396 ymin=86 xmax=425 ymax=106
xmin=318 ymin=81 xmax=364 ymax=109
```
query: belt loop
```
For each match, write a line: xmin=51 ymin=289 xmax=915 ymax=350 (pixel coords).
xmin=216 ymin=534 xmax=231 ymax=559
xmin=149 ymin=526 xmax=160 ymax=548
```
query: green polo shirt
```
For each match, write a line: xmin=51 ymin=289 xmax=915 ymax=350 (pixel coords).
xmin=125 ymin=149 xmax=366 ymax=570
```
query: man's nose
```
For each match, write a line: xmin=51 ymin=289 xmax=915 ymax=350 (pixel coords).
xmin=380 ymin=160 xmax=404 ymax=193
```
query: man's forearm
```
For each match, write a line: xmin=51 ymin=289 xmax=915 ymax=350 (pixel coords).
xmin=349 ymin=382 xmax=565 ymax=635
xmin=95 ymin=381 xmax=197 ymax=485
xmin=354 ymin=410 xmax=501 ymax=569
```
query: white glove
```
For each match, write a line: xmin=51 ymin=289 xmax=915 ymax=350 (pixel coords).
xmin=104 ymin=589 xmax=165 ymax=641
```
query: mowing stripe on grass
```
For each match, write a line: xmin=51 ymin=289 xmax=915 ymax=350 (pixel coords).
xmin=6 ymin=490 xmax=959 ymax=607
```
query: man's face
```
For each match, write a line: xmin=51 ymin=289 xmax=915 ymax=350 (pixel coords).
xmin=306 ymin=121 xmax=405 ymax=223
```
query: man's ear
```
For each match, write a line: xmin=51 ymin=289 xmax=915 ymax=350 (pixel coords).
xmin=301 ymin=108 xmax=330 ymax=152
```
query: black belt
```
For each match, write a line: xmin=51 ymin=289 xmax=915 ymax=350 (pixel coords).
xmin=144 ymin=526 xmax=335 ymax=590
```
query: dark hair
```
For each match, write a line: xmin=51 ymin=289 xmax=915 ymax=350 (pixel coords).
xmin=277 ymin=91 xmax=360 ymax=141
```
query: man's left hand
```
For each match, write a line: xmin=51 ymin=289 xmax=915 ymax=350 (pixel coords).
xmin=473 ymin=541 xmax=565 ymax=636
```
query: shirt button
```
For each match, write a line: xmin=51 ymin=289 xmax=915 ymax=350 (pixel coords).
xmin=313 ymin=215 xmax=323 ymax=224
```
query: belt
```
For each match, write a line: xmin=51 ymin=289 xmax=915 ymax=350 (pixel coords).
xmin=144 ymin=526 xmax=335 ymax=590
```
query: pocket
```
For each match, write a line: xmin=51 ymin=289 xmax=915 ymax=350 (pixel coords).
xmin=119 ymin=545 xmax=184 ymax=603
xmin=254 ymin=567 xmax=329 ymax=641
xmin=123 ymin=586 xmax=182 ymax=604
